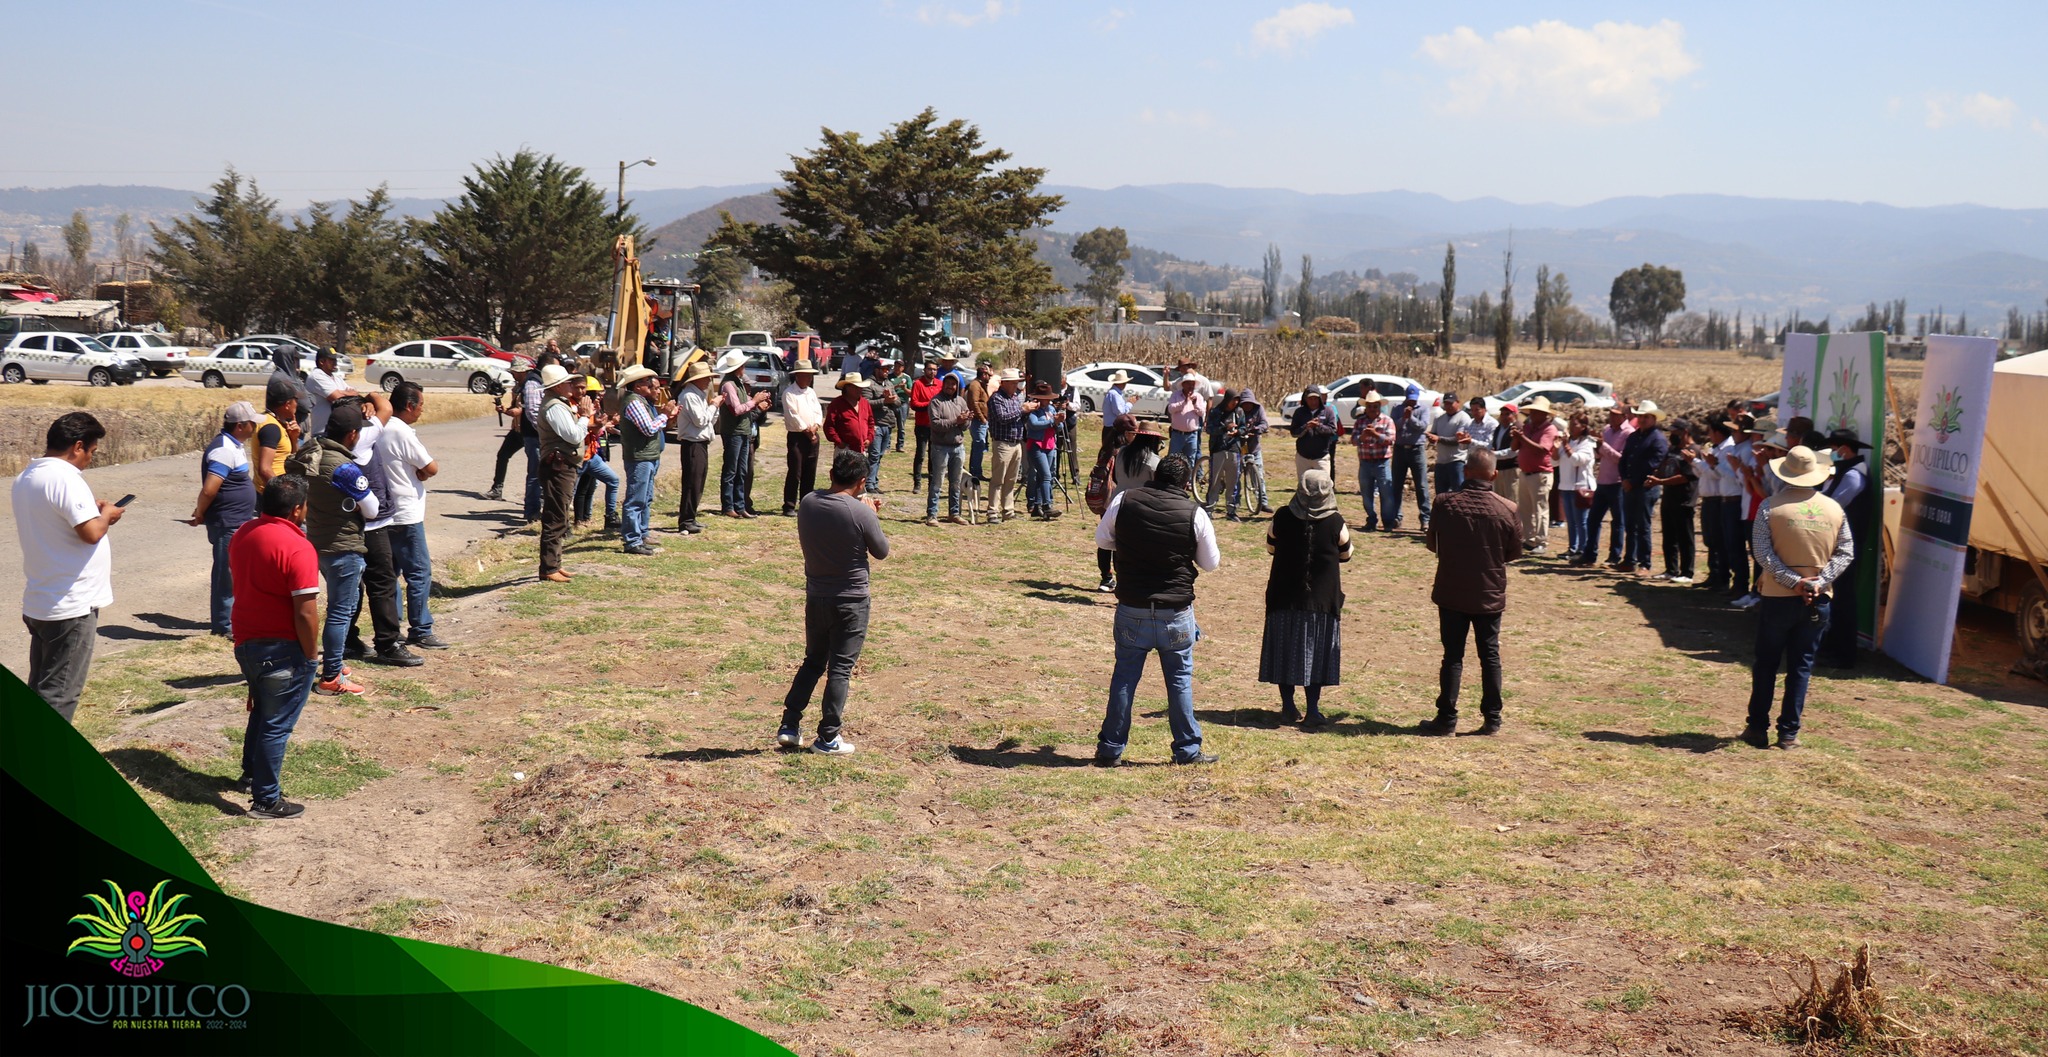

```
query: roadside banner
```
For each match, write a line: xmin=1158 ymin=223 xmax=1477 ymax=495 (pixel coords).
xmin=1786 ymin=331 xmax=1887 ymax=641
xmin=1883 ymin=335 xmax=1998 ymax=683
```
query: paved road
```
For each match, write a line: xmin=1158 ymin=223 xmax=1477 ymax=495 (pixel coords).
xmin=0 ymin=413 xmax=524 ymax=675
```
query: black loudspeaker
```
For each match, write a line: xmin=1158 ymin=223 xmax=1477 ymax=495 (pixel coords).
xmin=1025 ymin=347 xmax=1063 ymax=390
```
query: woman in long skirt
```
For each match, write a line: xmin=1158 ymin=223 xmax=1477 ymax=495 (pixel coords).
xmin=1259 ymin=468 xmax=1352 ymax=726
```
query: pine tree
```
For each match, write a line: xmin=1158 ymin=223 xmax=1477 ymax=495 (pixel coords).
xmin=1295 ymin=255 xmax=1313 ymax=322
xmin=149 ymin=168 xmax=289 ymax=336
xmin=1437 ymin=242 xmax=1455 ymax=355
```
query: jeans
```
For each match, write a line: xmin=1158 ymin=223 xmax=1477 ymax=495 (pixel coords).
xmin=623 ymin=457 xmax=659 ymax=547
xmin=357 ymin=525 xmax=402 ymax=650
xmin=867 ymin=421 xmax=893 ymax=491
xmin=926 ymin=442 xmax=963 ymax=518
xmin=1433 ymin=461 xmax=1465 ymax=496
xmin=23 ymin=610 xmax=96 ymax=722
xmin=1392 ymin=445 xmax=1430 ymax=526
xmin=1585 ymin=482 xmax=1626 ymax=561
xmin=389 ymin=521 xmax=434 ymax=638
xmin=1564 ymin=489 xmax=1592 ymax=557
xmin=1168 ymin=429 xmax=1201 ymax=473
xmin=317 ymin=552 xmax=365 ymax=680
xmin=1098 ymin=604 xmax=1205 ymax=762
xmin=1436 ymin=607 xmax=1503 ymax=720
xmin=720 ymin=432 xmax=756 ymax=514
xmin=1231 ymin=447 xmax=1268 ymax=513
xmin=1357 ymin=458 xmax=1394 ymax=529
xmin=574 ymin=453 xmax=620 ymax=522
xmin=969 ymin=421 xmax=989 ymax=481
xmin=781 ymin=595 xmax=870 ymax=744
xmin=1749 ymin=595 xmax=1830 ymax=736
xmin=1622 ymin=484 xmax=1660 ymax=569
xmin=784 ymin=432 xmax=818 ymax=513
xmin=521 ymin=434 xmax=542 ymax=521
xmin=206 ymin=522 xmax=235 ymax=635
xmin=911 ymin=425 xmax=931 ymax=489
xmin=1027 ymin=444 xmax=1057 ymax=511
xmin=235 ymin=638 xmax=317 ymax=805
xmin=1661 ymin=502 xmax=1695 ymax=578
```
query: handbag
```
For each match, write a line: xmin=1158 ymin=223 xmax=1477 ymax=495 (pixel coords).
xmin=1085 ymin=462 xmax=1112 ymax=516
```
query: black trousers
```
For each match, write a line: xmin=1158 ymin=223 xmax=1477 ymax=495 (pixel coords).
xmin=1661 ymin=502 xmax=1696 ymax=578
xmin=1820 ymin=556 xmax=1865 ymax=666
xmin=1436 ymin=607 xmax=1503 ymax=719
xmin=912 ymin=424 xmax=931 ymax=488
xmin=784 ymin=432 xmax=819 ymax=513
xmin=538 ymin=459 xmax=577 ymax=575
xmin=677 ymin=439 xmax=709 ymax=527
xmin=490 ymin=428 xmax=523 ymax=491
xmin=355 ymin=525 xmax=403 ymax=650
xmin=780 ymin=595 xmax=870 ymax=744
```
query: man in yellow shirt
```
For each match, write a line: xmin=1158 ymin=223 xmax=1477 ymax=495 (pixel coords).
xmin=1744 ymin=446 xmax=1852 ymax=750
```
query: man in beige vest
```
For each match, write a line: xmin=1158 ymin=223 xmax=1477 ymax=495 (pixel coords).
xmin=1744 ymin=446 xmax=1853 ymax=749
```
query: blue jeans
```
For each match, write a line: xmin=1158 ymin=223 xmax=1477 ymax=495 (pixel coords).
xmin=576 ymin=454 xmax=620 ymax=521
xmin=623 ymin=457 xmax=659 ymax=547
xmin=1585 ymin=482 xmax=1626 ymax=561
xmin=236 ymin=638 xmax=317 ymax=805
xmin=927 ymin=443 xmax=963 ymax=518
xmin=1027 ymin=445 xmax=1056 ymax=510
xmin=388 ymin=522 xmax=434 ymax=638
xmin=1564 ymin=489 xmax=1592 ymax=557
xmin=1392 ymin=445 xmax=1430 ymax=526
xmin=720 ymin=432 xmax=756 ymax=513
xmin=1749 ymin=595 xmax=1830 ymax=736
xmin=1622 ymin=484 xmax=1660 ymax=569
xmin=868 ymin=421 xmax=893 ymax=490
xmin=969 ymin=421 xmax=989 ymax=481
xmin=1098 ymin=604 xmax=1205 ymax=762
xmin=317 ymin=552 xmax=365 ymax=680
xmin=1168 ymin=429 xmax=1201 ymax=469
xmin=1357 ymin=458 xmax=1394 ymax=529
xmin=521 ymin=434 xmax=541 ymax=521
xmin=1433 ymin=461 xmax=1465 ymax=496
xmin=205 ymin=523 xmax=235 ymax=635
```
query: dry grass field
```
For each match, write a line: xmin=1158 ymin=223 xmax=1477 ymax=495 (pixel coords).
xmin=64 ymin=361 xmax=2045 ymax=1056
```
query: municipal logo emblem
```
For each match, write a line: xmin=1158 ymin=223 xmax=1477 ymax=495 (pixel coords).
xmin=67 ymin=880 xmax=208 ymax=978
xmin=1825 ymin=358 xmax=1863 ymax=433
xmin=1930 ymin=386 xmax=1965 ymax=445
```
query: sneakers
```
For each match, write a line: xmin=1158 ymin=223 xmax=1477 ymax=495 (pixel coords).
xmin=314 ymin=675 xmax=365 ymax=696
xmin=811 ymin=737 xmax=856 ymax=756
xmin=1730 ymin=592 xmax=1762 ymax=609
xmin=370 ymin=644 xmax=425 ymax=668
xmin=624 ymin=543 xmax=660 ymax=556
xmin=247 ymin=797 xmax=305 ymax=820
xmin=408 ymin=632 xmax=451 ymax=650
xmin=1173 ymin=752 xmax=1219 ymax=766
xmin=1097 ymin=579 xmax=1117 ymax=593
xmin=484 ymin=487 xmax=503 ymax=501
xmin=776 ymin=728 xmax=802 ymax=748
xmin=1668 ymin=575 xmax=1694 ymax=585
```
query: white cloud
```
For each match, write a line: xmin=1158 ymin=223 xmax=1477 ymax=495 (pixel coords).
xmin=1251 ymin=3 xmax=1355 ymax=55
xmin=1925 ymin=91 xmax=2019 ymax=129
xmin=916 ymin=1 xmax=1010 ymax=28
xmin=1418 ymin=19 xmax=1700 ymax=124
xmin=1095 ymin=7 xmax=1129 ymax=32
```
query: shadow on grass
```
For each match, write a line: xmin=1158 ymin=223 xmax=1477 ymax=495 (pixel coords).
xmin=1011 ymin=578 xmax=1098 ymax=607
xmin=950 ymin=744 xmax=1147 ymax=768
xmin=1195 ymin=706 xmax=1417 ymax=737
xmin=432 ymin=577 xmax=531 ymax=600
xmin=136 ymin=611 xmax=211 ymax=631
xmin=649 ymin=748 xmax=768 ymax=763
xmin=164 ymin=673 xmax=243 ymax=691
xmin=101 ymin=747 xmax=241 ymax=815
xmin=1582 ymin=729 xmax=1735 ymax=754
xmin=98 ymin=624 xmax=184 ymax=643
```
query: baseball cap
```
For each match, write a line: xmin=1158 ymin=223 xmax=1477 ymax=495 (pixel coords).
xmin=223 ymin=401 xmax=262 ymax=424
xmin=330 ymin=461 xmax=371 ymax=505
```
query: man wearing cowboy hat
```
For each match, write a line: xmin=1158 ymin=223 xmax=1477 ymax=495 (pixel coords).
xmin=1745 ymin=444 xmax=1852 ymax=750
xmin=673 ymin=359 xmax=718 ymax=534
xmin=536 ymin=363 xmax=593 ymax=582
xmin=486 ymin=357 xmax=534 ymax=502
xmin=1351 ymin=394 xmax=1397 ymax=530
xmin=1818 ymin=428 xmax=1874 ymax=668
xmin=1511 ymin=396 xmax=1561 ymax=552
xmin=1166 ymin=372 xmax=1208 ymax=479
xmin=985 ymin=368 xmax=1029 ymax=521
xmin=781 ymin=359 xmax=826 ymax=515
xmin=824 ymin=372 xmax=876 ymax=466
xmin=1617 ymin=400 xmax=1669 ymax=574
xmin=937 ymin=350 xmax=971 ymax=393
xmin=1578 ymin=402 xmax=1636 ymax=568
xmin=1100 ymin=369 xmax=1136 ymax=452
xmin=520 ymin=352 xmax=552 ymax=522
xmin=714 ymin=349 xmax=772 ymax=518
xmin=616 ymin=363 xmax=677 ymax=555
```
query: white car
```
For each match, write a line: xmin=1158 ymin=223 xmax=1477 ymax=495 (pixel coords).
xmin=951 ymin=336 xmax=973 ymax=357
xmin=96 ymin=331 xmax=191 ymax=376
xmin=1549 ymin=376 xmax=1615 ymax=402
xmin=1280 ymin=374 xmax=1443 ymax=425
xmin=363 ymin=339 xmax=513 ymax=394
xmin=235 ymin=333 xmax=352 ymax=378
xmin=2 ymin=332 xmax=151 ymax=386
xmin=180 ymin=340 xmax=296 ymax=388
xmin=1065 ymin=361 xmax=1170 ymax=419
xmin=1488 ymin=379 xmax=1616 ymax=412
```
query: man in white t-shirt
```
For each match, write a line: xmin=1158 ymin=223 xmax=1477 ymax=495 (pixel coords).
xmin=373 ymin=381 xmax=446 ymax=649
xmin=344 ymin=393 xmax=419 ymax=667
xmin=304 ymin=348 xmax=358 ymax=439
xmin=12 ymin=412 xmax=124 ymax=723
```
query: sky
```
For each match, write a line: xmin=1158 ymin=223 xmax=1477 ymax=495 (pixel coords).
xmin=11 ymin=0 xmax=2047 ymax=209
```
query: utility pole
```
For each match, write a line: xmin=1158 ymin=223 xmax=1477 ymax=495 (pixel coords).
xmin=617 ymin=156 xmax=657 ymax=214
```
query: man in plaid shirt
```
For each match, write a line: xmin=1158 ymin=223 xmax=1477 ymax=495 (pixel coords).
xmin=1352 ymin=397 xmax=1397 ymax=530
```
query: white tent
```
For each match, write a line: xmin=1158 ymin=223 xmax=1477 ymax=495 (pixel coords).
xmin=1975 ymin=350 xmax=2048 ymax=560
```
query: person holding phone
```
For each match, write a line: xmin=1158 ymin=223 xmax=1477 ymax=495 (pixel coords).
xmin=12 ymin=412 xmax=123 ymax=723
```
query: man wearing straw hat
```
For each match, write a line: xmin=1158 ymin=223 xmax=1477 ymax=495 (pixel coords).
xmin=1744 ymin=444 xmax=1852 ymax=750
xmin=985 ymin=368 xmax=1029 ymax=521
xmin=1511 ymin=396 xmax=1561 ymax=553
xmin=1100 ymin=369 xmax=1137 ymax=452
xmin=616 ymin=364 xmax=676 ymax=556
xmin=715 ymin=350 xmax=772 ymax=518
xmin=672 ymin=359 xmax=718 ymax=535
xmin=1618 ymin=400 xmax=1669 ymax=574
xmin=781 ymin=359 xmax=826 ymax=515
xmin=824 ymin=372 xmax=876 ymax=464
xmin=535 ymin=363 xmax=592 ymax=583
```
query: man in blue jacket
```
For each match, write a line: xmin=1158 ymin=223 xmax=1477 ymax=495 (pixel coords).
xmin=1618 ymin=401 xmax=1670 ymax=574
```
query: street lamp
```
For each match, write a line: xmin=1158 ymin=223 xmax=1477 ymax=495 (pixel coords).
xmin=617 ymin=157 xmax=657 ymax=213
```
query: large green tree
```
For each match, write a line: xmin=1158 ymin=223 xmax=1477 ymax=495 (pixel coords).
xmin=149 ymin=169 xmax=288 ymax=335
xmin=410 ymin=150 xmax=643 ymax=350
xmin=733 ymin=109 xmax=1062 ymax=357
xmin=1608 ymin=263 xmax=1687 ymax=347
xmin=292 ymin=187 xmax=414 ymax=353
xmin=1070 ymin=226 xmax=1130 ymax=310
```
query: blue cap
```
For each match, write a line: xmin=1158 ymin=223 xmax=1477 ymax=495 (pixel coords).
xmin=330 ymin=462 xmax=370 ymax=504
xmin=1405 ymin=383 xmax=1422 ymax=400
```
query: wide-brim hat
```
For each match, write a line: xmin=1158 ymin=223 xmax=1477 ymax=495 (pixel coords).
xmin=997 ymin=368 xmax=1024 ymax=383
xmin=1520 ymin=395 xmax=1556 ymax=418
xmin=938 ymin=352 xmax=959 ymax=363
xmin=1825 ymin=427 xmax=1871 ymax=450
xmin=836 ymin=374 xmax=866 ymax=391
xmin=1108 ymin=370 xmax=1131 ymax=384
xmin=680 ymin=361 xmax=715 ymax=385
xmin=538 ymin=364 xmax=582 ymax=390
xmin=1747 ymin=415 xmax=1777 ymax=438
xmin=791 ymin=359 xmax=819 ymax=375
xmin=1761 ymin=430 xmax=1793 ymax=451
xmin=1175 ymin=358 xmax=1200 ymax=369
xmin=1132 ymin=421 xmax=1169 ymax=439
xmin=510 ymin=357 xmax=536 ymax=374
xmin=713 ymin=350 xmax=749 ymax=375
xmin=1030 ymin=380 xmax=1055 ymax=396
xmin=616 ymin=364 xmax=660 ymax=389
xmin=1632 ymin=399 xmax=1661 ymax=416
xmin=1771 ymin=445 xmax=1834 ymax=487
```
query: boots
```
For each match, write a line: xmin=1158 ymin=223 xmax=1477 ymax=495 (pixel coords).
xmin=603 ymin=511 xmax=620 ymax=535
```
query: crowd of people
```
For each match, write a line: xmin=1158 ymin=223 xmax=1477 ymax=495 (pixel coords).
xmin=12 ymin=344 xmax=1872 ymax=811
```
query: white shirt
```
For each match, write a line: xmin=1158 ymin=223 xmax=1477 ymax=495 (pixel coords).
xmin=676 ymin=386 xmax=718 ymax=442
xmin=1094 ymin=490 xmax=1221 ymax=572
xmin=781 ymin=384 xmax=824 ymax=433
xmin=374 ymin=418 xmax=433 ymax=526
xmin=1709 ymin=437 xmax=1742 ymax=499
xmin=1557 ymin=435 xmax=1597 ymax=493
xmin=12 ymin=457 xmax=112 ymax=621
xmin=305 ymin=367 xmax=348 ymax=437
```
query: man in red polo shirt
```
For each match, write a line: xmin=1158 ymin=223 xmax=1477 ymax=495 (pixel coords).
xmin=1512 ymin=396 xmax=1561 ymax=554
xmin=229 ymin=475 xmax=323 ymax=820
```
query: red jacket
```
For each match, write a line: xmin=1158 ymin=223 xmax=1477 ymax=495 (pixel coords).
xmin=910 ymin=377 xmax=941 ymax=427
xmin=824 ymin=394 xmax=874 ymax=450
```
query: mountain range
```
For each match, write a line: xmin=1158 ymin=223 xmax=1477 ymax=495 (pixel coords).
xmin=8 ymin=182 xmax=2042 ymax=324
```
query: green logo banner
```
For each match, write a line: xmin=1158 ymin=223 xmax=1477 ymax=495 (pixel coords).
xmin=1 ymin=666 xmax=791 ymax=1056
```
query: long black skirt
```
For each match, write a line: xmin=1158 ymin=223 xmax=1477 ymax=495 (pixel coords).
xmin=1258 ymin=609 xmax=1342 ymax=687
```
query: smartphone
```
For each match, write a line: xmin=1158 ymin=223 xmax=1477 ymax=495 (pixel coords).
xmin=115 ymin=494 xmax=136 ymax=508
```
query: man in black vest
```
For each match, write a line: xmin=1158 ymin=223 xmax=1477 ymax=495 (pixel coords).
xmin=1818 ymin=428 xmax=1873 ymax=668
xmin=1092 ymin=454 xmax=1220 ymax=766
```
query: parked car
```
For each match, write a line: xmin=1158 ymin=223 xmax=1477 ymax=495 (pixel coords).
xmin=1487 ymin=379 xmax=1616 ymax=412
xmin=1065 ymin=361 xmax=1170 ymax=418
xmin=721 ymin=347 xmax=789 ymax=410
xmin=363 ymin=339 xmax=513 ymax=394
xmin=0 ymin=314 xmax=59 ymax=345
xmin=435 ymin=335 xmax=515 ymax=363
xmin=726 ymin=330 xmax=775 ymax=351
xmin=96 ymin=331 xmax=191 ymax=376
xmin=1 ymin=332 xmax=149 ymax=386
xmin=1281 ymin=374 xmax=1444 ymax=426
xmin=1747 ymin=390 xmax=1780 ymax=415
xmin=180 ymin=340 xmax=292 ymax=388
xmin=231 ymin=333 xmax=353 ymax=377
xmin=952 ymin=336 xmax=974 ymax=357
xmin=1549 ymin=376 xmax=1615 ymax=401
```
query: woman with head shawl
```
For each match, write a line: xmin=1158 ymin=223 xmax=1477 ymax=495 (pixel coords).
xmin=1259 ymin=468 xmax=1352 ymax=726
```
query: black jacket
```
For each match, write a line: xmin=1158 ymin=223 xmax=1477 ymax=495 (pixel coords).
xmin=1114 ymin=484 xmax=1202 ymax=608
